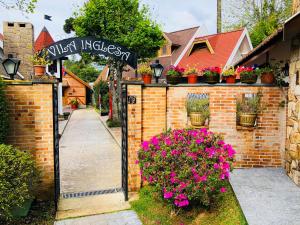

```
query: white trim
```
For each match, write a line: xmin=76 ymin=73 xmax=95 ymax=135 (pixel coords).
xmin=105 ymin=67 xmax=110 ymax=80
xmin=224 ymin=28 xmax=253 ymax=68
xmin=16 ymin=71 xmax=24 ymax=80
xmin=174 ymin=26 xmax=202 ymax=66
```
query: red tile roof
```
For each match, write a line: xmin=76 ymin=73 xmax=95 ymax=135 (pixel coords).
xmin=161 ymin=26 xmax=200 ymax=67
xmin=34 ymin=27 xmax=54 ymax=52
xmin=178 ymin=29 xmax=244 ymax=72
xmin=0 ymin=33 xmax=3 ymax=41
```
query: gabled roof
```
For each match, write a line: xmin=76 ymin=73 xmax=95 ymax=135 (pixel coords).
xmin=159 ymin=26 xmax=201 ymax=68
xmin=34 ymin=27 xmax=54 ymax=52
xmin=178 ymin=28 xmax=248 ymax=71
xmin=95 ymin=66 xmax=110 ymax=83
xmin=63 ymin=68 xmax=92 ymax=90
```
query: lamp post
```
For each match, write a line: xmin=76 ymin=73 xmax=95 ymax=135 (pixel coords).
xmin=150 ymin=60 xmax=164 ymax=84
xmin=2 ymin=58 xmax=21 ymax=80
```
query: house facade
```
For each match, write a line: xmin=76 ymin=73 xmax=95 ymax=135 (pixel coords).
xmin=62 ymin=68 xmax=92 ymax=107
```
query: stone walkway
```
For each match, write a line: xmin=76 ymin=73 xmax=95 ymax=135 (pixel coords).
xmin=59 ymin=108 xmax=121 ymax=194
xmin=230 ymin=168 xmax=300 ymax=225
xmin=55 ymin=210 xmax=142 ymax=225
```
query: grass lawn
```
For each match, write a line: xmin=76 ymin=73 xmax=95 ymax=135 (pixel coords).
xmin=131 ymin=185 xmax=247 ymax=225
xmin=1 ymin=200 xmax=55 ymax=225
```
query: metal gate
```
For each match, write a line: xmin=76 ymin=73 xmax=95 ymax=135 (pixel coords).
xmin=121 ymin=84 xmax=128 ymax=201
xmin=53 ymin=83 xmax=60 ymax=209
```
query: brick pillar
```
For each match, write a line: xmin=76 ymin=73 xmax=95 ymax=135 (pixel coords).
xmin=286 ymin=35 xmax=300 ymax=186
xmin=3 ymin=22 xmax=34 ymax=80
xmin=127 ymin=84 xmax=142 ymax=191
xmin=4 ymin=81 xmax=55 ymax=199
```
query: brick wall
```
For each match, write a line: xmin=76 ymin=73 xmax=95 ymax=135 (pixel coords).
xmin=126 ymin=83 xmax=287 ymax=191
xmin=3 ymin=22 xmax=34 ymax=80
xmin=4 ymin=81 xmax=54 ymax=199
xmin=293 ymin=0 xmax=300 ymax=14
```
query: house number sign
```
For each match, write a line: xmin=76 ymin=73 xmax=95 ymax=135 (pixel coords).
xmin=128 ymin=96 xmax=137 ymax=104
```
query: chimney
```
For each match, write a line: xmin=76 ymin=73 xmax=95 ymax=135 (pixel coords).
xmin=293 ymin=0 xmax=300 ymax=14
xmin=3 ymin=22 xmax=34 ymax=80
xmin=217 ymin=0 xmax=222 ymax=33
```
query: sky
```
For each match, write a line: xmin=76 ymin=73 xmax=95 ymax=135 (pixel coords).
xmin=0 ymin=0 xmax=217 ymax=41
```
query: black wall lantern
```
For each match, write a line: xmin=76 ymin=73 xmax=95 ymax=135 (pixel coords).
xmin=2 ymin=58 xmax=21 ymax=80
xmin=150 ymin=59 xmax=164 ymax=84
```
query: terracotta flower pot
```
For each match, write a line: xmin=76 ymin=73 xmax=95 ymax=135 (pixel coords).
xmin=142 ymin=74 xmax=152 ymax=84
xmin=261 ymin=72 xmax=275 ymax=84
xmin=71 ymin=104 xmax=78 ymax=110
xmin=34 ymin=65 xmax=46 ymax=76
xmin=187 ymin=74 xmax=198 ymax=84
xmin=225 ymin=75 xmax=236 ymax=84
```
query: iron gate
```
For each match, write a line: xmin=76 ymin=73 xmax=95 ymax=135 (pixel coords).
xmin=53 ymin=83 xmax=60 ymax=209
xmin=121 ymin=84 xmax=128 ymax=201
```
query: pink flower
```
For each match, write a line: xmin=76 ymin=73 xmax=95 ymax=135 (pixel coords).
xmin=164 ymin=191 xmax=173 ymax=199
xmin=148 ymin=176 xmax=154 ymax=183
xmin=135 ymin=160 xmax=139 ymax=165
xmin=171 ymin=149 xmax=180 ymax=156
xmin=220 ymin=187 xmax=227 ymax=193
xmin=174 ymin=194 xmax=189 ymax=207
xmin=187 ymin=152 xmax=198 ymax=160
xmin=151 ymin=136 xmax=159 ymax=145
xmin=225 ymin=144 xmax=236 ymax=158
xmin=175 ymin=199 xmax=189 ymax=207
xmin=179 ymin=182 xmax=188 ymax=191
xmin=142 ymin=141 xmax=149 ymax=151
xmin=161 ymin=150 xmax=167 ymax=158
xmin=165 ymin=138 xmax=172 ymax=146
xmin=200 ymin=175 xmax=207 ymax=182
xmin=213 ymin=163 xmax=220 ymax=169
xmin=196 ymin=138 xmax=204 ymax=144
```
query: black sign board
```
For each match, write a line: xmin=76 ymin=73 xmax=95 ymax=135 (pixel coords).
xmin=43 ymin=37 xmax=138 ymax=69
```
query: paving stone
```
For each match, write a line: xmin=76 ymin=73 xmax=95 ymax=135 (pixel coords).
xmin=59 ymin=109 xmax=121 ymax=194
xmin=230 ymin=168 xmax=300 ymax=225
xmin=55 ymin=210 xmax=142 ymax=225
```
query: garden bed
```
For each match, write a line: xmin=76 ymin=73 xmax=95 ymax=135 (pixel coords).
xmin=131 ymin=185 xmax=247 ymax=225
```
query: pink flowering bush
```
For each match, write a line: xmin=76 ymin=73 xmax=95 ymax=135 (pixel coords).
xmin=138 ymin=128 xmax=236 ymax=208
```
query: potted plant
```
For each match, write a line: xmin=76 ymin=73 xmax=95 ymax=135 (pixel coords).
xmin=70 ymin=98 xmax=79 ymax=110
xmin=138 ymin=62 xmax=153 ymax=84
xmin=202 ymin=67 xmax=221 ymax=84
xmin=63 ymin=112 xmax=70 ymax=120
xmin=238 ymin=66 xmax=259 ymax=84
xmin=260 ymin=67 xmax=275 ymax=84
xmin=222 ymin=67 xmax=236 ymax=84
xmin=166 ymin=65 xmax=184 ymax=85
xmin=31 ymin=52 xmax=50 ymax=76
xmin=186 ymin=96 xmax=210 ymax=127
xmin=237 ymin=93 xmax=263 ymax=127
xmin=184 ymin=66 xmax=199 ymax=84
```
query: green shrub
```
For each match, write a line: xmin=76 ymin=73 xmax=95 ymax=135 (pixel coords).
xmin=0 ymin=144 xmax=39 ymax=221
xmin=138 ymin=129 xmax=236 ymax=208
xmin=106 ymin=119 xmax=121 ymax=128
xmin=0 ymin=79 xmax=8 ymax=143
